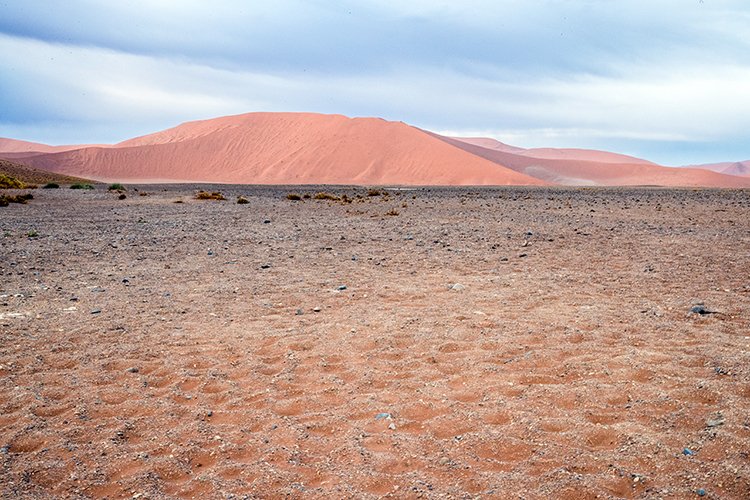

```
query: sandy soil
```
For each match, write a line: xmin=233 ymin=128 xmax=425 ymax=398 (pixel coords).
xmin=1 ymin=185 xmax=749 ymax=499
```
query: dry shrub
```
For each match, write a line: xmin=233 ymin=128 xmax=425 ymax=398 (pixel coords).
xmin=0 ymin=174 xmax=26 ymax=189
xmin=195 ymin=190 xmax=226 ymax=201
xmin=237 ymin=196 xmax=250 ymax=204
xmin=384 ymin=208 xmax=400 ymax=216
xmin=286 ymin=193 xmax=302 ymax=201
xmin=313 ymin=192 xmax=339 ymax=201
xmin=0 ymin=193 xmax=33 ymax=207
xmin=367 ymin=188 xmax=381 ymax=197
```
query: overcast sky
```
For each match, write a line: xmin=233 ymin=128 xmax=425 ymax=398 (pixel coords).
xmin=1 ymin=0 xmax=749 ymax=164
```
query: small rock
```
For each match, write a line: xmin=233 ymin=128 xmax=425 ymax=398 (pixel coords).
xmin=312 ymin=307 xmax=321 ymax=313
xmin=260 ymin=264 xmax=271 ymax=269
xmin=70 ymin=297 xmax=78 ymax=301
xmin=690 ymin=304 xmax=715 ymax=315
xmin=263 ymin=219 xmax=271 ymax=224
xmin=295 ymin=309 xmax=303 ymax=316
xmin=126 ymin=367 xmax=139 ymax=374
xmin=448 ymin=283 xmax=465 ymax=291
xmin=682 ymin=447 xmax=695 ymax=456
xmin=0 ymin=445 xmax=9 ymax=454
xmin=706 ymin=414 xmax=725 ymax=428
xmin=375 ymin=412 xmax=392 ymax=420
xmin=337 ymin=285 xmax=347 ymax=291
xmin=207 ymin=249 xmax=214 ymax=256
xmin=207 ymin=410 xmax=213 ymax=417
xmin=696 ymin=489 xmax=706 ymax=497
xmin=519 ymin=253 xmax=528 ymax=258
xmin=388 ymin=423 xmax=396 ymax=430
xmin=90 ymin=309 xmax=101 ymax=315
xmin=122 ymin=278 xmax=130 ymax=284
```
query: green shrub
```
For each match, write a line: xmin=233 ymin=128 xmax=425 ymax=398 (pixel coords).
xmin=108 ymin=183 xmax=125 ymax=191
xmin=42 ymin=182 xmax=60 ymax=189
xmin=70 ymin=183 xmax=94 ymax=190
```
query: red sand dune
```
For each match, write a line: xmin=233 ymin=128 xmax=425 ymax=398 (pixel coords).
xmin=13 ymin=113 xmax=546 ymax=186
xmin=684 ymin=160 xmax=750 ymax=177
xmin=438 ymin=134 xmax=750 ymax=188
xmin=4 ymin=113 xmax=749 ymax=187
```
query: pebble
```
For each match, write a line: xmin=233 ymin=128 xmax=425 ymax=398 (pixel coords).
xmin=696 ymin=489 xmax=706 ymax=497
xmin=295 ymin=309 xmax=303 ymax=315
xmin=448 ymin=283 xmax=465 ymax=291
xmin=706 ymin=414 xmax=725 ymax=428
xmin=263 ymin=219 xmax=271 ymax=224
xmin=312 ymin=307 xmax=321 ymax=313
xmin=682 ymin=448 xmax=695 ymax=456
xmin=207 ymin=410 xmax=213 ymax=417
xmin=260 ymin=264 xmax=271 ymax=269
xmin=337 ymin=285 xmax=347 ymax=291
xmin=375 ymin=412 xmax=392 ymax=420
xmin=388 ymin=423 xmax=396 ymax=430
xmin=126 ymin=367 xmax=139 ymax=374
xmin=690 ymin=305 xmax=713 ymax=315
xmin=90 ymin=309 xmax=101 ymax=314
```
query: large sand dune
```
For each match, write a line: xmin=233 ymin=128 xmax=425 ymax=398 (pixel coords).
xmin=2 ymin=113 xmax=748 ymax=187
xmin=6 ymin=114 xmax=545 ymax=186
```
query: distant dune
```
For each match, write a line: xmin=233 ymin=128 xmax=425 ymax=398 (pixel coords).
xmin=683 ymin=160 xmax=750 ymax=177
xmin=440 ymin=135 xmax=750 ymax=188
xmin=1 ymin=112 xmax=748 ymax=187
xmin=0 ymin=158 xmax=94 ymax=185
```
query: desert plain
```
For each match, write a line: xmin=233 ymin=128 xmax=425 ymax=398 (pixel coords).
xmin=1 ymin=184 xmax=749 ymax=499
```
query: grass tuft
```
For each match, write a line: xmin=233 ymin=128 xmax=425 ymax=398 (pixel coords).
xmin=237 ymin=196 xmax=250 ymax=204
xmin=70 ymin=183 xmax=94 ymax=190
xmin=108 ymin=183 xmax=126 ymax=191
xmin=313 ymin=192 xmax=339 ymax=201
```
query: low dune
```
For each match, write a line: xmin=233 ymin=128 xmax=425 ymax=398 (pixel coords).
xmin=684 ymin=161 xmax=750 ymax=177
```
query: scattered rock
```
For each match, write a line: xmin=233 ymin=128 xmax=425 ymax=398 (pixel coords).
xmin=90 ymin=309 xmax=101 ymax=315
xmin=295 ymin=309 xmax=303 ymax=316
xmin=260 ymin=264 xmax=271 ymax=269
xmin=448 ymin=283 xmax=465 ymax=291
xmin=337 ymin=285 xmax=347 ymax=291
xmin=263 ymin=219 xmax=271 ymax=224
xmin=312 ymin=307 xmax=321 ymax=313
xmin=696 ymin=489 xmax=706 ymax=497
xmin=682 ymin=448 xmax=695 ymax=456
xmin=519 ymin=253 xmax=528 ymax=258
xmin=375 ymin=412 xmax=392 ymax=420
xmin=207 ymin=410 xmax=213 ymax=417
xmin=388 ymin=422 xmax=396 ymax=430
xmin=126 ymin=367 xmax=139 ymax=374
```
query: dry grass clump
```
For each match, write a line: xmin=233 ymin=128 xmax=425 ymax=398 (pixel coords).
xmin=195 ymin=190 xmax=226 ymax=201
xmin=0 ymin=193 xmax=33 ymax=207
xmin=42 ymin=182 xmax=60 ymax=189
xmin=384 ymin=208 xmax=400 ymax=216
xmin=237 ymin=196 xmax=250 ymax=204
xmin=70 ymin=183 xmax=94 ymax=190
xmin=313 ymin=192 xmax=340 ymax=201
xmin=286 ymin=193 xmax=302 ymax=201
xmin=0 ymin=174 xmax=28 ymax=189
xmin=367 ymin=188 xmax=382 ymax=197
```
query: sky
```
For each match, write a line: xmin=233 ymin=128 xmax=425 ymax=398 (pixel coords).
xmin=1 ymin=0 xmax=749 ymax=165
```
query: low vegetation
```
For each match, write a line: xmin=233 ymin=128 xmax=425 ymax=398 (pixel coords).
xmin=313 ymin=192 xmax=339 ymax=201
xmin=286 ymin=193 xmax=302 ymax=201
xmin=195 ymin=190 xmax=226 ymax=201
xmin=237 ymin=196 xmax=249 ymax=204
xmin=384 ymin=208 xmax=400 ymax=216
xmin=42 ymin=182 xmax=60 ymax=189
xmin=0 ymin=174 xmax=29 ymax=189
xmin=70 ymin=183 xmax=95 ymax=190
xmin=0 ymin=193 xmax=34 ymax=207
xmin=108 ymin=183 xmax=126 ymax=191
